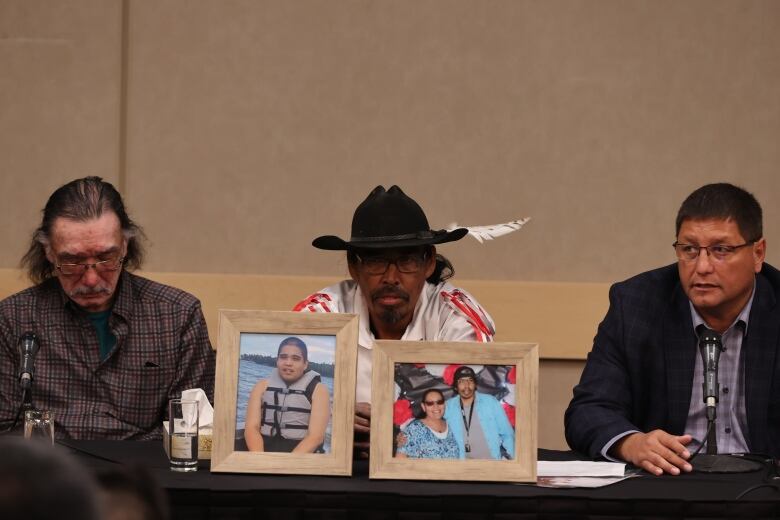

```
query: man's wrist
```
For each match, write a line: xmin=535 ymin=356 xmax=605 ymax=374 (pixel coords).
xmin=601 ymin=430 xmax=639 ymax=462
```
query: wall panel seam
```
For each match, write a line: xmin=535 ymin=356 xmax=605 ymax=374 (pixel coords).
xmin=118 ymin=0 xmax=130 ymax=192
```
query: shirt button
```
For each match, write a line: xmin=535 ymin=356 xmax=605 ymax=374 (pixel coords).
xmin=725 ymin=427 xmax=732 ymax=434
xmin=722 ymin=387 xmax=729 ymax=394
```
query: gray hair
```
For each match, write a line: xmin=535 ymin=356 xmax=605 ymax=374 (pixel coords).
xmin=21 ymin=176 xmax=146 ymax=284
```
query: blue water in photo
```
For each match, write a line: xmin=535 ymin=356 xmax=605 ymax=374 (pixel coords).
xmin=236 ymin=360 xmax=334 ymax=453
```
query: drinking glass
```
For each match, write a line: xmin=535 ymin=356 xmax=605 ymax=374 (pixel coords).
xmin=168 ymin=399 xmax=199 ymax=472
xmin=24 ymin=409 xmax=54 ymax=444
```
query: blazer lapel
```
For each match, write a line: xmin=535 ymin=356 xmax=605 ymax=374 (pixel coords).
xmin=744 ymin=273 xmax=780 ymax=452
xmin=663 ymin=284 xmax=697 ymax=434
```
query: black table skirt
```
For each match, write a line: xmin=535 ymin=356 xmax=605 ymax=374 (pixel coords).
xmin=61 ymin=440 xmax=780 ymax=519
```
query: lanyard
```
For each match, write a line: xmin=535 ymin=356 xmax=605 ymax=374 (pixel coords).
xmin=460 ymin=399 xmax=475 ymax=452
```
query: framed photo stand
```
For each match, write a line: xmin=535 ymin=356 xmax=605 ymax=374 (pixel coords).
xmin=370 ymin=340 xmax=538 ymax=483
xmin=211 ymin=310 xmax=358 ymax=476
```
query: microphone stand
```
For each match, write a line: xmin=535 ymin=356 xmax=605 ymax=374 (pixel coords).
xmin=7 ymin=386 xmax=33 ymax=433
xmin=21 ymin=385 xmax=34 ymax=411
xmin=7 ymin=333 xmax=38 ymax=433
xmin=692 ymin=327 xmax=761 ymax=473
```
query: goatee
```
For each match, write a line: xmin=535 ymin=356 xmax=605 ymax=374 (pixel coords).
xmin=378 ymin=308 xmax=403 ymax=325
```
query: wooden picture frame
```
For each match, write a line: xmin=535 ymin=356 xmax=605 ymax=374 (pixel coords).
xmin=370 ymin=340 xmax=538 ymax=482
xmin=211 ymin=310 xmax=358 ymax=476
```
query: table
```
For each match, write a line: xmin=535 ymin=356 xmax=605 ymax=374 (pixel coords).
xmin=61 ymin=440 xmax=780 ymax=519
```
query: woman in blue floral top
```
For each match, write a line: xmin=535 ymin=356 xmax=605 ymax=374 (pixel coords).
xmin=396 ymin=389 xmax=459 ymax=459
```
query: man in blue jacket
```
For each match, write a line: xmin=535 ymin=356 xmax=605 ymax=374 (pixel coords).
xmin=444 ymin=366 xmax=515 ymax=460
xmin=565 ymin=183 xmax=779 ymax=476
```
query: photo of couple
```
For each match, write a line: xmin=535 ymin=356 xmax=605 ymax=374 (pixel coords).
xmin=394 ymin=365 xmax=516 ymax=460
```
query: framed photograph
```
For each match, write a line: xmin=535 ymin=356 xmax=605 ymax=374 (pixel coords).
xmin=211 ymin=310 xmax=358 ymax=476
xmin=369 ymin=340 xmax=538 ymax=482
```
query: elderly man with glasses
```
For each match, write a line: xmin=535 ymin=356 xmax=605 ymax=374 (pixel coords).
xmin=565 ymin=183 xmax=780 ymax=475
xmin=295 ymin=185 xmax=495 ymax=457
xmin=0 ymin=177 xmax=215 ymax=439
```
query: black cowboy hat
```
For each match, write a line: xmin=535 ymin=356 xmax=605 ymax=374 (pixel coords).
xmin=312 ymin=185 xmax=468 ymax=250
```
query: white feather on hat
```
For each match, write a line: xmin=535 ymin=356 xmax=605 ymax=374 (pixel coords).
xmin=446 ymin=218 xmax=531 ymax=244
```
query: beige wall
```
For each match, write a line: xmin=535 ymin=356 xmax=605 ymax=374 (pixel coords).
xmin=539 ymin=359 xmax=584 ymax=451
xmin=0 ymin=0 xmax=123 ymax=261
xmin=3 ymin=1 xmax=780 ymax=450
xmin=2 ymin=0 xmax=779 ymax=281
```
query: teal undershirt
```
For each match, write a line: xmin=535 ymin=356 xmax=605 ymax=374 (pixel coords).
xmin=87 ymin=309 xmax=117 ymax=361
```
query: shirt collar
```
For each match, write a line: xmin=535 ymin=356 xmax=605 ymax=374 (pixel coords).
xmin=689 ymin=280 xmax=755 ymax=337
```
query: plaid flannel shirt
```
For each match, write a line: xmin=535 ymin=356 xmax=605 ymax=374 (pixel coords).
xmin=0 ymin=271 xmax=215 ymax=440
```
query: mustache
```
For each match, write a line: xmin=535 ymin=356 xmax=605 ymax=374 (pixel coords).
xmin=371 ymin=286 xmax=410 ymax=303
xmin=69 ymin=285 xmax=112 ymax=297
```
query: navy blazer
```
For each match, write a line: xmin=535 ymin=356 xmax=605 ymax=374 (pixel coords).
xmin=564 ymin=263 xmax=780 ymax=459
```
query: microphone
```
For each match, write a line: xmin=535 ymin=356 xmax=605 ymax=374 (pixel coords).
xmin=697 ymin=326 xmax=722 ymax=422
xmin=692 ymin=325 xmax=762 ymax=472
xmin=18 ymin=332 xmax=39 ymax=391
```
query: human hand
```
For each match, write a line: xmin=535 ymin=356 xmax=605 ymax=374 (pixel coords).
xmin=353 ymin=437 xmax=370 ymax=459
xmin=612 ymin=430 xmax=693 ymax=476
xmin=354 ymin=402 xmax=371 ymax=434
xmin=353 ymin=402 xmax=371 ymax=459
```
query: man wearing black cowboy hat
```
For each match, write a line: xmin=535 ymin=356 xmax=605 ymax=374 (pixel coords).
xmin=444 ymin=365 xmax=515 ymax=460
xmin=295 ymin=185 xmax=495 ymax=456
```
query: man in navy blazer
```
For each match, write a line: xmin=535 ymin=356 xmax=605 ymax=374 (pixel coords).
xmin=565 ymin=183 xmax=778 ymax=476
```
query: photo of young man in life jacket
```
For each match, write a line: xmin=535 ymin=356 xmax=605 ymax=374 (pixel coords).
xmin=244 ymin=337 xmax=331 ymax=453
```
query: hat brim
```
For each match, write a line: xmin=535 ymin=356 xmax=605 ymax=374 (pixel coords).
xmin=312 ymin=228 xmax=468 ymax=251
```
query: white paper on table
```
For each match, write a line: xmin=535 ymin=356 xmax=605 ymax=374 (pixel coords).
xmin=534 ymin=474 xmax=638 ymax=489
xmin=537 ymin=460 xmax=626 ymax=477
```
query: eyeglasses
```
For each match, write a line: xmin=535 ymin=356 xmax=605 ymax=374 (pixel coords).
xmin=354 ymin=252 xmax=428 ymax=275
xmin=672 ymin=242 xmax=754 ymax=262
xmin=55 ymin=255 xmax=124 ymax=276
xmin=423 ymin=399 xmax=445 ymax=406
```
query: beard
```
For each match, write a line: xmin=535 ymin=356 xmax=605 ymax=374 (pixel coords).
xmin=378 ymin=307 xmax=403 ymax=325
